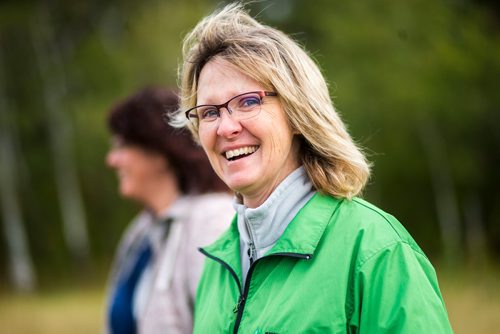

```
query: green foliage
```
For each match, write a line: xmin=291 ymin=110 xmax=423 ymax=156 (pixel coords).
xmin=0 ymin=0 xmax=499 ymax=287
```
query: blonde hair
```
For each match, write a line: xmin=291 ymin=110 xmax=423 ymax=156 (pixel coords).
xmin=171 ymin=3 xmax=371 ymax=199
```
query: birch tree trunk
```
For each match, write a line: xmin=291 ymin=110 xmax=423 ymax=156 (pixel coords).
xmin=463 ymin=191 xmax=488 ymax=266
xmin=418 ymin=119 xmax=461 ymax=266
xmin=0 ymin=48 xmax=36 ymax=291
xmin=31 ymin=8 xmax=90 ymax=263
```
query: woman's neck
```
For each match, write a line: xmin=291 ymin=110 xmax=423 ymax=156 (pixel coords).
xmin=143 ymin=174 xmax=181 ymax=216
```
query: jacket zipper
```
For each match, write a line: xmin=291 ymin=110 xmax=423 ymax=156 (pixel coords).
xmin=245 ymin=217 xmax=257 ymax=266
xmin=200 ymin=248 xmax=312 ymax=334
xmin=247 ymin=241 xmax=256 ymax=265
xmin=232 ymin=252 xmax=312 ymax=333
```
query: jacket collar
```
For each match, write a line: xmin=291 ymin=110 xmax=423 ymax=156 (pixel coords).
xmin=201 ymin=215 xmax=242 ymax=282
xmin=201 ymin=193 xmax=343 ymax=278
xmin=269 ymin=193 xmax=343 ymax=256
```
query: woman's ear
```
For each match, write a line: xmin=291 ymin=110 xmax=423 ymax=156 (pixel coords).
xmin=147 ymin=151 xmax=170 ymax=173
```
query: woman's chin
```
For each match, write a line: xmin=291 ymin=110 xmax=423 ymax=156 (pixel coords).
xmin=119 ymin=184 xmax=135 ymax=199
xmin=224 ymin=178 xmax=257 ymax=198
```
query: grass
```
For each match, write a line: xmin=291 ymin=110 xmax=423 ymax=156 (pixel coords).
xmin=0 ymin=267 xmax=499 ymax=333
xmin=0 ymin=286 xmax=105 ymax=334
xmin=439 ymin=266 xmax=500 ymax=333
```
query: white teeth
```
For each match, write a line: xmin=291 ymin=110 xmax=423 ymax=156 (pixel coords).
xmin=225 ymin=146 xmax=258 ymax=160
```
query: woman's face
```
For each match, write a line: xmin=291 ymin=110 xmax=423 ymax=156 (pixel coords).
xmin=106 ymin=138 xmax=169 ymax=203
xmin=196 ymin=58 xmax=300 ymax=208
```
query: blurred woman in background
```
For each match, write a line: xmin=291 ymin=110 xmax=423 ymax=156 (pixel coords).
xmin=105 ymin=87 xmax=233 ymax=333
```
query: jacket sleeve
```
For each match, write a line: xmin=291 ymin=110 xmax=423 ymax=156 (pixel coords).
xmin=348 ymin=242 xmax=454 ymax=334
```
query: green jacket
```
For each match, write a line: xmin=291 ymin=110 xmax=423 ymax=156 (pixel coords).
xmin=194 ymin=194 xmax=453 ymax=333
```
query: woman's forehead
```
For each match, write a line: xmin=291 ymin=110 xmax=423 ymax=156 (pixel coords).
xmin=196 ymin=59 xmax=264 ymax=103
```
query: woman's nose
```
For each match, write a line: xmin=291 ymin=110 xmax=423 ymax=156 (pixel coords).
xmin=216 ymin=109 xmax=242 ymax=138
xmin=106 ymin=149 xmax=119 ymax=168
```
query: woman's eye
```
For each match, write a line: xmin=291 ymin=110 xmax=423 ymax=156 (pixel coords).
xmin=200 ymin=107 xmax=219 ymax=119
xmin=239 ymin=96 xmax=261 ymax=108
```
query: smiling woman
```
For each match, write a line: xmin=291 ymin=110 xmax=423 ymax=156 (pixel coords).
xmin=194 ymin=59 xmax=300 ymax=207
xmin=170 ymin=3 xmax=453 ymax=334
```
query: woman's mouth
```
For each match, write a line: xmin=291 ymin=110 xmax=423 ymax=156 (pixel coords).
xmin=224 ymin=145 xmax=259 ymax=161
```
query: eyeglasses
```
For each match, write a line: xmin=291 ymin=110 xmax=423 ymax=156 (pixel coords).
xmin=185 ymin=91 xmax=277 ymax=127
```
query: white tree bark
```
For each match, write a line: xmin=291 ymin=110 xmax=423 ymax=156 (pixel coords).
xmin=0 ymin=48 xmax=36 ymax=291
xmin=31 ymin=8 xmax=90 ymax=262
xmin=463 ymin=191 xmax=488 ymax=265
xmin=418 ymin=119 xmax=461 ymax=265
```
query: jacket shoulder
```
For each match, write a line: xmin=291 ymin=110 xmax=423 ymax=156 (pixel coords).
xmin=188 ymin=193 xmax=234 ymax=213
xmin=331 ymin=197 xmax=427 ymax=262
xmin=183 ymin=193 xmax=234 ymax=224
xmin=181 ymin=193 xmax=235 ymax=249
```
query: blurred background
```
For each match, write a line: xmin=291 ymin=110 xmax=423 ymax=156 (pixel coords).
xmin=0 ymin=0 xmax=499 ymax=332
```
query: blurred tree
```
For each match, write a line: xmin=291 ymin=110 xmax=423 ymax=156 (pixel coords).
xmin=0 ymin=0 xmax=216 ymax=287
xmin=32 ymin=6 xmax=90 ymax=264
xmin=0 ymin=0 xmax=499 ymax=289
xmin=0 ymin=47 xmax=36 ymax=291
xmin=417 ymin=118 xmax=462 ymax=265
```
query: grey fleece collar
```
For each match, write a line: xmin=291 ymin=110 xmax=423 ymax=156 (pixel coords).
xmin=234 ymin=166 xmax=315 ymax=282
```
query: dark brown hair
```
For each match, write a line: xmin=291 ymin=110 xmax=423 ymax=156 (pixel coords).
xmin=107 ymin=86 xmax=228 ymax=194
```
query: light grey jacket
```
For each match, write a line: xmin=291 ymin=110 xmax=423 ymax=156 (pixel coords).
xmin=106 ymin=193 xmax=234 ymax=334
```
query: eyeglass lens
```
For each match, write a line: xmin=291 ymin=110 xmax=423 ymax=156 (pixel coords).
xmin=190 ymin=92 xmax=264 ymax=125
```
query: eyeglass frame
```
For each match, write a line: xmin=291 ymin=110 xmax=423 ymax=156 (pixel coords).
xmin=184 ymin=90 xmax=278 ymax=125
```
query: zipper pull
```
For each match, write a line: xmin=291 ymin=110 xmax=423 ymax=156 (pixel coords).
xmin=247 ymin=242 xmax=256 ymax=265
xmin=233 ymin=295 xmax=246 ymax=313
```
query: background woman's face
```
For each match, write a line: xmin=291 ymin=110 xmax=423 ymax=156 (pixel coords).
xmin=106 ymin=138 xmax=169 ymax=203
xmin=196 ymin=58 xmax=300 ymax=207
